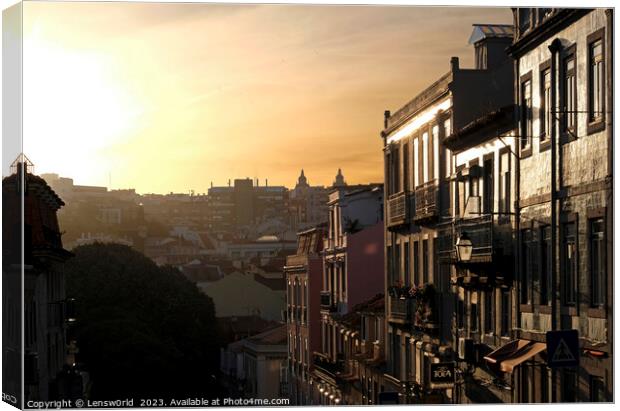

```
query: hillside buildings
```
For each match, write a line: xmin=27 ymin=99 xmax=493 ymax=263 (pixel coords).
xmin=284 ymin=225 xmax=327 ymax=404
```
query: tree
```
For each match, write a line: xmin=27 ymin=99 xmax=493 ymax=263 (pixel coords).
xmin=64 ymin=243 xmax=221 ymax=401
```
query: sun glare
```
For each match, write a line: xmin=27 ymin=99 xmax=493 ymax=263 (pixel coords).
xmin=23 ymin=34 xmax=143 ymax=185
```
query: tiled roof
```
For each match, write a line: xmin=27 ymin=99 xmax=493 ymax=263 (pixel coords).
xmin=246 ymin=324 xmax=287 ymax=345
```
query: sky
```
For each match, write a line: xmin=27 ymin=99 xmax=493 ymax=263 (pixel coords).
xmin=22 ymin=2 xmax=511 ymax=194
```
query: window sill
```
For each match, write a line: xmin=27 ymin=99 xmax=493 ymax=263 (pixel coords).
xmin=560 ymin=130 xmax=577 ymax=144
xmin=520 ymin=146 xmax=533 ymax=159
xmin=587 ymin=120 xmax=605 ymax=135
xmin=588 ymin=307 xmax=606 ymax=319
xmin=560 ymin=306 xmax=577 ymax=316
xmin=539 ymin=138 xmax=551 ymax=152
xmin=538 ymin=305 xmax=552 ymax=315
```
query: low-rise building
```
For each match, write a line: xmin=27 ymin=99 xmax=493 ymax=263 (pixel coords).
xmin=313 ymin=185 xmax=385 ymax=403
xmin=284 ymin=225 xmax=326 ymax=404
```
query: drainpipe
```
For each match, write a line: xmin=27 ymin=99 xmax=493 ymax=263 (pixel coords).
xmin=548 ymin=37 xmax=562 ymax=403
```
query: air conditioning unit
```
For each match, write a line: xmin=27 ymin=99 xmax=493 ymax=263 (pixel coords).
xmin=458 ymin=338 xmax=474 ymax=362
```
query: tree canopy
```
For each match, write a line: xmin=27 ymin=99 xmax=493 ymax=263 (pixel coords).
xmin=65 ymin=243 xmax=221 ymax=400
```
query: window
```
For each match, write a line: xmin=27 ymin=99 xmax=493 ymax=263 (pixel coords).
xmin=561 ymin=370 xmax=576 ymax=402
xmin=387 ymin=245 xmax=393 ymax=285
xmin=405 ymin=337 xmax=411 ymax=380
xmin=403 ymin=143 xmax=409 ymax=191
xmin=422 ymin=239 xmax=429 ymax=284
xmin=413 ymin=241 xmax=420 ymax=286
xmin=590 ymin=218 xmax=606 ymax=307
xmin=422 ymin=132 xmax=429 ymax=184
xmin=404 ymin=241 xmax=410 ymax=286
xmin=471 ymin=294 xmax=479 ymax=332
xmin=538 ymin=8 xmax=553 ymax=22
xmin=521 ymin=77 xmax=533 ymax=150
xmin=432 ymin=125 xmax=439 ymax=180
xmin=413 ymin=138 xmax=419 ymax=187
xmin=521 ymin=229 xmax=538 ymax=304
xmin=589 ymin=38 xmax=604 ymax=124
xmin=391 ymin=333 xmax=401 ymax=377
xmin=518 ymin=8 xmax=531 ymax=34
xmin=395 ymin=245 xmax=401 ymax=284
xmin=457 ymin=296 xmax=465 ymax=329
xmin=483 ymin=158 xmax=494 ymax=213
xmin=484 ymin=290 xmax=494 ymax=334
xmin=391 ymin=146 xmax=400 ymax=194
xmin=499 ymin=151 xmax=511 ymax=222
xmin=562 ymin=222 xmax=577 ymax=305
xmin=563 ymin=53 xmax=577 ymax=134
xmin=540 ymin=68 xmax=551 ymax=140
xmin=590 ymin=376 xmax=606 ymax=402
xmin=501 ymin=290 xmax=510 ymax=336
xmin=541 ymin=366 xmax=550 ymax=403
xmin=540 ymin=226 xmax=552 ymax=305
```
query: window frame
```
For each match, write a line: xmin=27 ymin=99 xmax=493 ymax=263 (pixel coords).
xmin=589 ymin=216 xmax=606 ymax=310
xmin=561 ymin=45 xmax=577 ymax=143
xmin=587 ymin=29 xmax=606 ymax=134
xmin=539 ymin=60 xmax=552 ymax=151
xmin=520 ymin=71 xmax=534 ymax=156
xmin=561 ymin=219 xmax=578 ymax=306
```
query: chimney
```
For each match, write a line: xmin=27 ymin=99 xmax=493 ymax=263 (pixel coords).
xmin=265 ymin=179 xmax=268 ymax=187
xmin=228 ymin=179 xmax=231 ymax=187
xmin=451 ymin=56 xmax=460 ymax=72
xmin=383 ymin=110 xmax=391 ymax=129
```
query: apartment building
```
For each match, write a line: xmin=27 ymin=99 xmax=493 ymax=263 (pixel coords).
xmin=3 ymin=157 xmax=75 ymax=403
xmin=313 ymin=185 xmax=384 ymax=403
xmin=380 ymin=24 xmax=514 ymax=403
xmin=505 ymin=8 xmax=613 ymax=403
xmin=284 ymin=225 xmax=326 ymax=405
xmin=442 ymin=104 xmax=518 ymax=403
xmin=312 ymin=294 xmax=385 ymax=405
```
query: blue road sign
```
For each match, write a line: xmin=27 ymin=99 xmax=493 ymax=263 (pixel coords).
xmin=546 ymin=329 xmax=579 ymax=368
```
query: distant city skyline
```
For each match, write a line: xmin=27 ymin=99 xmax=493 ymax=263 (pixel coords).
xmin=22 ymin=2 xmax=510 ymax=193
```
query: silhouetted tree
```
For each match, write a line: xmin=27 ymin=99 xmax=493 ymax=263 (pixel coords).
xmin=65 ymin=243 xmax=221 ymax=401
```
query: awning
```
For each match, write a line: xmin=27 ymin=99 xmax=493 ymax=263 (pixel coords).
xmin=484 ymin=339 xmax=546 ymax=373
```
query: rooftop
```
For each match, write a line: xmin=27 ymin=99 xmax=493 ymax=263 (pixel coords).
xmin=468 ymin=24 xmax=514 ymax=44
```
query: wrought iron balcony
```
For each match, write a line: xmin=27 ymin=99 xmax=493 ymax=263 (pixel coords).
xmin=413 ymin=180 xmax=439 ymax=223
xmin=388 ymin=292 xmax=440 ymax=330
xmin=388 ymin=296 xmax=414 ymax=324
xmin=455 ymin=214 xmax=493 ymax=263
xmin=386 ymin=191 xmax=412 ymax=229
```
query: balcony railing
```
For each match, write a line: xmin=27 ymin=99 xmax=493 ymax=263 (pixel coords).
xmin=386 ymin=191 xmax=411 ymax=228
xmin=436 ymin=221 xmax=456 ymax=262
xmin=455 ymin=214 xmax=493 ymax=263
xmin=388 ymin=297 xmax=414 ymax=324
xmin=414 ymin=180 xmax=439 ymax=223
xmin=388 ymin=293 xmax=440 ymax=330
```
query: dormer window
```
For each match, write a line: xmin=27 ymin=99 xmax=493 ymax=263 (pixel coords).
xmin=519 ymin=9 xmax=532 ymax=35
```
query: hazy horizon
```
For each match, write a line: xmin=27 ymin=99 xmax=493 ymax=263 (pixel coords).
xmin=22 ymin=2 xmax=511 ymax=194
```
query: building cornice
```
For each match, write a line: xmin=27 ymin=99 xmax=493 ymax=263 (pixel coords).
xmin=507 ymin=9 xmax=593 ymax=58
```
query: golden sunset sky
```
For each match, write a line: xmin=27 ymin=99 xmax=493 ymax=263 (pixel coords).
xmin=22 ymin=2 xmax=510 ymax=194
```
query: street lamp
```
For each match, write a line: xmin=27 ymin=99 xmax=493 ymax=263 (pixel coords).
xmin=456 ymin=232 xmax=473 ymax=262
